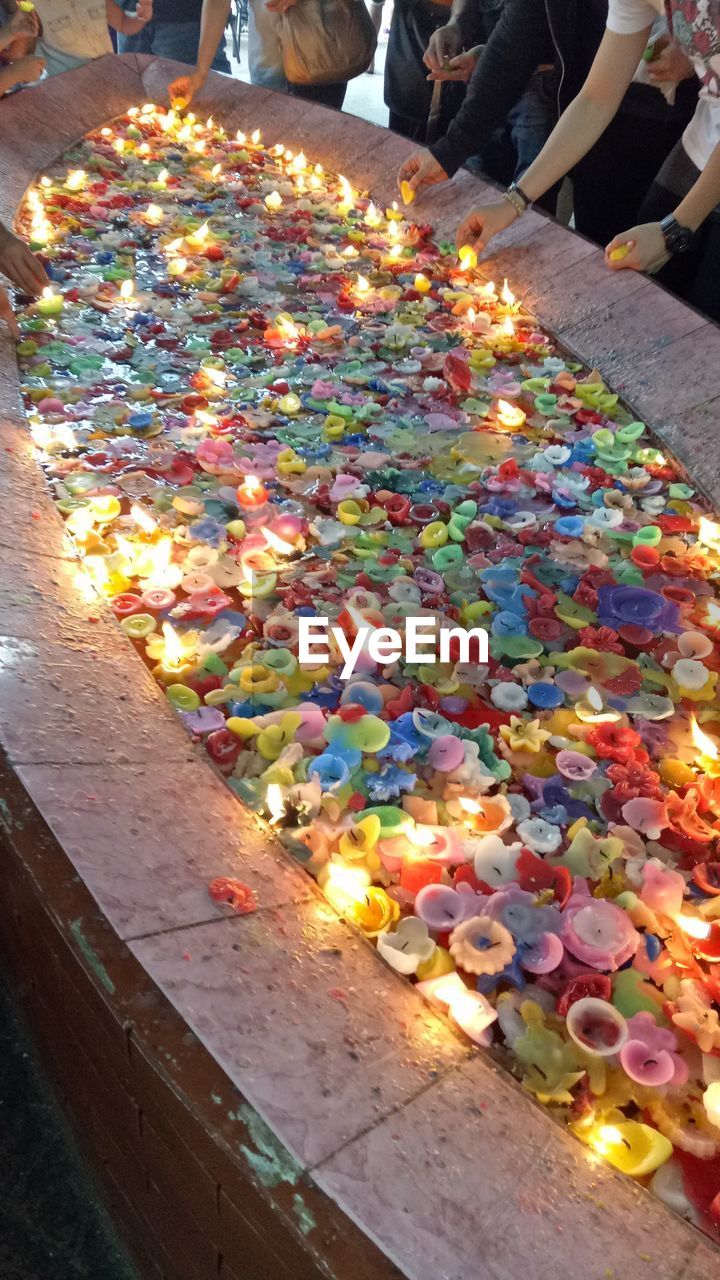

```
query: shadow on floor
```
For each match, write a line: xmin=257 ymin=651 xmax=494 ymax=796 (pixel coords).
xmin=0 ymin=965 xmax=137 ymax=1280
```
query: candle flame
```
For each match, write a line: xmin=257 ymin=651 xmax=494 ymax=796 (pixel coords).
xmin=324 ymin=861 xmax=371 ymax=908
xmin=677 ymin=914 xmax=711 ymax=940
xmin=131 ymin=503 xmax=157 ymax=535
xmin=500 ymin=279 xmax=516 ymax=307
xmin=120 ymin=279 xmax=134 ymax=301
xmin=500 ymin=315 xmax=515 ymax=337
xmin=162 ymin=621 xmax=184 ymax=667
xmin=691 ymin=717 xmax=719 ymax=761
xmin=261 ymin=526 xmax=295 ymax=556
xmin=698 ymin=516 xmax=720 ymax=552
xmin=355 ymin=274 xmax=370 ymax=295
xmin=266 ymin=783 xmax=286 ymax=825
xmin=458 ymin=796 xmax=481 ymax=815
xmin=66 ymin=169 xmax=86 ymax=191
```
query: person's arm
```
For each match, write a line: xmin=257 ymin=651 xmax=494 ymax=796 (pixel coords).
xmin=0 ymin=220 xmax=49 ymax=294
xmin=106 ymin=0 xmax=152 ymax=36
xmin=0 ymin=220 xmax=49 ymax=338
xmin=424 ymin=0 xmax=481 ymax=74
xmin=606 ymin=136 xmax=720 ymax=272
xmin=454 ymin=25 xmax=652 ymax=250
xmin=399 ymin=0 xmax=553 ymax=197
xmin=0 ymin=54 xmax=44 ymax=94
xmin=168 ymin=0 xmax=231 ymax=106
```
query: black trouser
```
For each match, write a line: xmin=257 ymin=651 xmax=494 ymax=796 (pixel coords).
xmin=571 ymin=79 xmax=698 ymax=246
xmin=637 ymin=177 xmax=720 ymax=325
xmin=289 ymin=81 xmax=348 ymax=109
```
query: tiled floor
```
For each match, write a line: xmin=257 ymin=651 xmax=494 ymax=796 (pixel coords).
xmin=0 ymin=964 xmax=136 ymax=1280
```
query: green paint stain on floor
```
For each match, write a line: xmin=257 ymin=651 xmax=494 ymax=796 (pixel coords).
xmin=69 ymin=920 xmax=115 ymax=994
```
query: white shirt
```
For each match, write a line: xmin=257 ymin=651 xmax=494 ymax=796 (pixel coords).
xmin=607 ymin=0 xmax=720 ymax=171
xmin=36 ymin=0 xmax=112 ymax=77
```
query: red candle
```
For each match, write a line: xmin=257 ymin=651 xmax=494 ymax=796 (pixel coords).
xmin=237 ymin=475 xmax=268 ymax=509
xmin=400 ymin=853 xmax=443 ymax=895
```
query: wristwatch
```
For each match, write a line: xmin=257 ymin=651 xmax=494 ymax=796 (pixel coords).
xmin=660 ymin=215 xmax=696 ymax=255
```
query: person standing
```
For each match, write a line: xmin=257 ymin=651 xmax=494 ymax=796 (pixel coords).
xmin=398 ymin=0 xmax=698 ymax=245
xmin=117 ymin=0 xmax=231 ymax=72
xmin=33 ymin=0 xmax=152 ymax=77
xmin=449 ymin=0 xmax=720 ymax=321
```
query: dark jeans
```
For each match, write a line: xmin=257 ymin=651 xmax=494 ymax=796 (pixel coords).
xmin=118 ymin=20 xmax=231 ymax=72
xmin=289 ymin=80 xmax=347 ymax=109
xmin=637 ymin=145 xmax=720 ymax=325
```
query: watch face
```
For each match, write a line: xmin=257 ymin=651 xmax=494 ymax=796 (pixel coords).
xmin=663 ymin=218 xmax=694 ymax=254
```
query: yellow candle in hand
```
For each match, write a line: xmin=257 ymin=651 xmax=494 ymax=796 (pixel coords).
xmin=609 ymin=242 xmax=632 ymax=262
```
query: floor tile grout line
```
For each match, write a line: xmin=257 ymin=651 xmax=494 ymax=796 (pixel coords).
xmin=307 ymin=1054 xmax=475 ymax=1176
xmin=124 ymin=892 xmax=315 ymax=944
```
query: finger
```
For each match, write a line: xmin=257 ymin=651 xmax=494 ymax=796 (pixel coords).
xmin=12 ymin=250 xmax=49 ymax=295
xmin=0 ymin=289 xmax=20 ymax=340
xmin=605 ymin=239 xmax=637 ymax=269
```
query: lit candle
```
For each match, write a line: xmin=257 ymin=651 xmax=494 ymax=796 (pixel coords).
xmin=37 ymin=286 xmax=63 ymax=316
xmin=65 ymin=169 xmax=86 ymax=192
xmin=457 ymin=244 xmax=478 ymax=272
xmin=587 ymin=1121 xmax=672 ymax=1178
xmin=237 ymin=475 xmax=268 ymax=510
xmin=691 ymin=717 xmax=720 ymax=776
xmin=149 ymin=621 xmax=197 ymax=684
xmin=496 ymin=399 xmax=526 ymax=430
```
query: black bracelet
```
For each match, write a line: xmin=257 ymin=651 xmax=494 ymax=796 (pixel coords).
xmin=509 ymin=181 xmax=532 ymax=210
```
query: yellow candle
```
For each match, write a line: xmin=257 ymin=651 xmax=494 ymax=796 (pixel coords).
xmin=589 ymin=1121 xmax=672 ymax=1177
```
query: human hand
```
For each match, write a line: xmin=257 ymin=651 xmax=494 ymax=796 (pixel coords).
xmin=12 ymin=52 xmax=45 ymax=82
xmin=605 ymin=222 xmax=670 ymax=274
xmin=0 ymin=285 xmax=20 ymax=340
xmin=647 ymin=40 xmax=694 ymax=84
xmin=455 ymin=200 xmax=518 ymax=252
xmin=168 ymin=70 xmax=203 ymax=108
xmin=427 ymin=49 xmax=479 ymax=82
xmin=397 ymin=150 xmax=449 ymax=198
xmin=138 ymin=0 xmax=153 ymax=19
xmin=0 ymin=224 xmax=49 ymax=295
xmin=423 ymin=21 xmax=462 ymax=75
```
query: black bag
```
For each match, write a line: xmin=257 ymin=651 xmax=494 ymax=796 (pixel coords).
xmin=278 ymin=0 xmax=377 ymax=85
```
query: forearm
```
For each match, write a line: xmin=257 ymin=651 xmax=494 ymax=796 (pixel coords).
xmin=447 ymin=0 xmax=478 ymax=44
xmin=106 ymin=1 xmax=145 ymax=34
xmin=431 ymin=0 xmax=552 ymax=176
xmin=195 ymin=0 xmax=231 ymax=76
xmin=674 ymin=140 xmax=720 ymax=231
